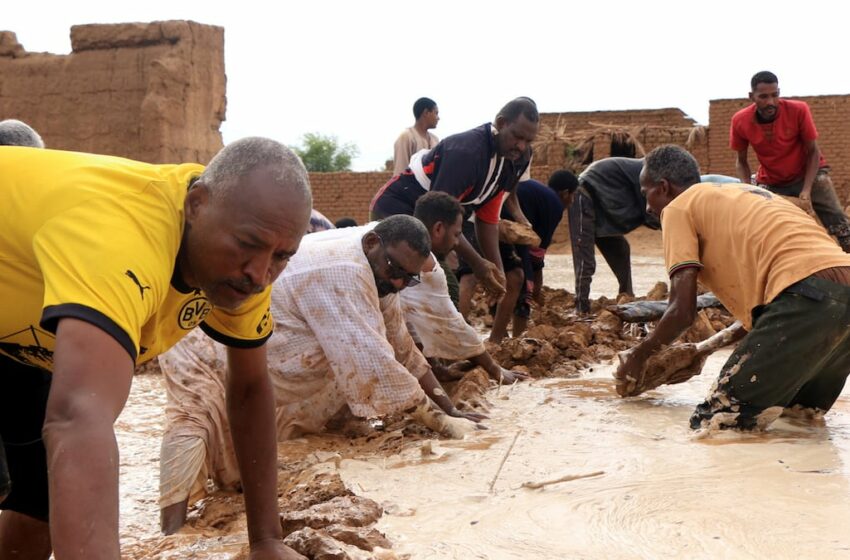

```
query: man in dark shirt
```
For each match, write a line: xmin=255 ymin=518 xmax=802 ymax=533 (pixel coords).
xmin=370 ymin=98 xmax=538 ymax=300
xmin=568 ymin=157 xmax=660 ymax=313
xmin=490 ymin=173 xmax=576 ymax=341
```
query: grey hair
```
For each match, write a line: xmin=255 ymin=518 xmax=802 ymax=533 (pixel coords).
xmin=199 ymin=136 xmax=312 ymax=204
xmin=374 ymin=214 xmax=431 ymax=257
xmin=0 ymin=119 xmax=45 ymax=148
xmin=643 ymin=145 xmax=702 ymax=189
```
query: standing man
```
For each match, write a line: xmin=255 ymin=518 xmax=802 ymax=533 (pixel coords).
xmin=567 ymin=157 xmax=660 ymax=314
xmin=616 ymin=145 xmax=850 ymax=431
xmin=392 ymin=97 xmax=440 ymax=175
xmin=0 ymin=139 xmax=312 ymax=560
xmin=372 ymin=97 xmax=539 ymax=301
xmin=731 ymin=70 xmax=850 ymax=251
xmin=489 ymin=173 xmax=577 ymax=341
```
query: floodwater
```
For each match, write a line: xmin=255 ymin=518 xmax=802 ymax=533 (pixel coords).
xmin=113 ymin=251 xmax=850 ymax=559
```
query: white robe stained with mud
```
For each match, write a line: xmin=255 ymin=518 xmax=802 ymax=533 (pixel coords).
xmin=158 ymin=228 xmax=429 ymax=507
xmin=400 ymin=259 xmax=485 ymax=360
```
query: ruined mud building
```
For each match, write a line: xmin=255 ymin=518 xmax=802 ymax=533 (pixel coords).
xmin=3 ymin=21 xmax=850 ymax=238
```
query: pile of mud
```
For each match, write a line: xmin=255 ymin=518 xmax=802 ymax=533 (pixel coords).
xmin=474 ymin=283 xmax=736 ymax=379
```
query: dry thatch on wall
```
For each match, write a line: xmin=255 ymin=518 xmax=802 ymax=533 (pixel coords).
xmin=532 ymin=118 xmax=705 ymax=174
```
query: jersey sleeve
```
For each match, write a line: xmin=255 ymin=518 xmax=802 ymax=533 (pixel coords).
xmin=200 ymin=287 xmax=274 ymax=348
xmin=661 ymin=205 xmax=703 ymax=277
xmin=35 ymin=195 xmax=175 ymax=361
xmin=474 ymin=190 xmax=507 ymax=224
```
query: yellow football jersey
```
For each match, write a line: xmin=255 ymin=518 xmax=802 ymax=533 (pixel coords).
xmin=0 ymin=146 xmax=273 ymax=370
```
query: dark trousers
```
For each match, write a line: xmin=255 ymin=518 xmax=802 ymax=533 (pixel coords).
xmin=691 ymin=275 xmax=850 ymax=430
xmin=568 ymin=189 xmax=632 ymax=313
xmin=764 ymin=169 xmax=850 ymax=249
xmin=0 ymin=355 xmax=52 ymax=521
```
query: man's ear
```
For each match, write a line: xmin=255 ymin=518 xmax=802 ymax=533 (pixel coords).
xmin=185 ymin=182 xmax=210 ymax=222
xmin=748 ymin=91 xmax=756 ymax=102
xmin=362 ymin=231 xmax=380 ymax=253
xmin=432 ymin=221 xmax=445 ymax=238
xmin=494 ymin=115 xmax=506 ymax=132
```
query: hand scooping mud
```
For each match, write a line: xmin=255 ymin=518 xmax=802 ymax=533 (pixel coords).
xmin=409 ymin=398 xmax=486 ymax=438
xmin=474 ymin=260 xmax=506 ymax=299
xmin=615 ymin=321 xmax=744 ymax=397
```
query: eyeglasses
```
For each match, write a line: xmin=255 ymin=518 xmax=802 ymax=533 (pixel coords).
xmin=377 ymin=236 xmax=421 ymax=287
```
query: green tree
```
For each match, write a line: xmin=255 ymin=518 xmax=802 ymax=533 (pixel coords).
xmin=291 ymin=132 xmax=359 ymax=172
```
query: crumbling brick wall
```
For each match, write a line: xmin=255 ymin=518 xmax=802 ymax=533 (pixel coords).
xmin=708 ymin=95 xmax=850 ymax=203
xmin=0 ymin=21 xmax=225 ymax=164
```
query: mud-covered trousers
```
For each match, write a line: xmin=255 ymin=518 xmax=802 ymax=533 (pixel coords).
xmin=690 ymin=272 xmax=850 ymax=430
xmin=568 ymin=188 xmax=632 ymax=313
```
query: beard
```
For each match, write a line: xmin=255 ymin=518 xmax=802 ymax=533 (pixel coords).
xmin=376 ymin=278 xmax=399 ymax=297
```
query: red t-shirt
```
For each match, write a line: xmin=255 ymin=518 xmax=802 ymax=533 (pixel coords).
xmin=729 ymin=99 xmax=826 ymax=186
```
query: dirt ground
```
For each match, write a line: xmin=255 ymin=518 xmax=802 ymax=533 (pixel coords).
xmin=115 ymin=232 xmax=850 ymax=559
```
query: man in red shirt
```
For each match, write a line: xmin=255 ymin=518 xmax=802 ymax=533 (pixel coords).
xmin=730 ymin=70 xmax=850 ymax=252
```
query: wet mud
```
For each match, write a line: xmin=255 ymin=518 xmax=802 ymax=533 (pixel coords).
xmin=115 ymin=252 xmax=850 ymax=559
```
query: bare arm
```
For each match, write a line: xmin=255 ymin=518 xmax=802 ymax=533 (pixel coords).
xmin=43 ymin=318 xmax=134 ymax=559
xmin=226 ymin=346 xmax=305 ymax=560
xmin=799 ymin=139 xmax=821 ymax=200
xmin=614 ymin=267 xmax=699 ymax=393
xmin=453 ymin=228 xmax=506 ymax=298
xmin=417 ymin=369 xmax=486 ymax=423
xmin=735 ymin=148 xmax=753 ymax=184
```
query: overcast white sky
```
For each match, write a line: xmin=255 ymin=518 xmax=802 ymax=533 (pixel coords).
xmin=6 ymin=0 xmax=849 ymax=171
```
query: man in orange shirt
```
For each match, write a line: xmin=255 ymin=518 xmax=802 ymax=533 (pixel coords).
xmin=730 ymin=70 xmax=850 ymax=252
xmin=616 ymin=145 xmax=850 ymax=431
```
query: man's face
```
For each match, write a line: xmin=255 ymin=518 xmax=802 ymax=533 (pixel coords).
xmin=495 ymin=114 xmax=538 ymax=161
xmin=639 ymin=167 xmax=674 ymax=218
xmin=749 ymin=82 xmax=780 ymax=122
xmin=364 ymin=234 xmax=427 ymax=297
xmin=183 ymin=167 xmax=311 ymax=310
xmin=425 ymin=107 xmax=440 ymax=129
xmin=430 ymin=213 xmax=463 ymax=259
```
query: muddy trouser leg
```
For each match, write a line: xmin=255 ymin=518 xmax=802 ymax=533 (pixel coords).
xmin=568 ymin=190 xmax=596 ymax=313
xmin=810 ymin=172 xmax=850 ymax=250
xmin=690 ymin=276 xmax=850 ymax=430
xmin=595 ymin=235 xmax=633 ymax=296
xmin=768 ymin=171 xmax=850 ymax=250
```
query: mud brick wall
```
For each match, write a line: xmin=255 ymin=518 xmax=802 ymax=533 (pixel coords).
xmin=309 ymin=171 xmax=392 ymax=226
xmin=708 ymin=95 xmax=850 ymax=203
xmin=539 ymin=108 xmax=698 ymax=131
xmin=0 ymin=21 xmax=225 ymax=164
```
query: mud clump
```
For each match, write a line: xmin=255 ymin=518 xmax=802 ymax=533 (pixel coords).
xmin=477 ymin=286 xmax=737 ymax=380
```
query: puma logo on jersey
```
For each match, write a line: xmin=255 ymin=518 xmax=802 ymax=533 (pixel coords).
xmin=125 ymin=270 xmax=151 ymax=300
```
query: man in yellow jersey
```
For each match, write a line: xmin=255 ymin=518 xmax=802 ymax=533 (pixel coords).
xmin=615 ymin=145 xmax=850 ymax=431
xmin=0 ymin=138 xmax=312 ymax=560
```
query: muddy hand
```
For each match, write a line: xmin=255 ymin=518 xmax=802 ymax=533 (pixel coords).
xmin=476 ymin=260 xmax=506 ymax=299
xmin=449 ymin=407 xmax=489 ymax=423
xmin=614 ymin=348 xmax=644 ymax=397
xmin=411 ymin=399 xmax=480 ymax=438
xmin=497 ymin=367 xmax=529 ymax=384
xmin=249 ymin=539 xmax=307 ymax=560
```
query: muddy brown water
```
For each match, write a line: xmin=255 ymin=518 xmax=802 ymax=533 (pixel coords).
xmin=114 ymin=252 xmax=850 ymax=559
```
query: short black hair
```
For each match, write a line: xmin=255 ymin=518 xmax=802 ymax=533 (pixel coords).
xmin=374 ymin=214 xmax=431 ymax=256
xmin=413 ymin=97 xmax=437 ymax=119
xmin=496 ymin=97 xmax=539 ymax=124
xmin=548 ymin=169 xmax=578 ymax=193
xmin=414 ymin=191 xmax=463 ymax=231
xmin=643 ymin=145 xmax=701 ymax=190
xmin=751 ymin=71 xmax=778 ymax=91
xmin=334 ymin=217 xmax=358 ymax=228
